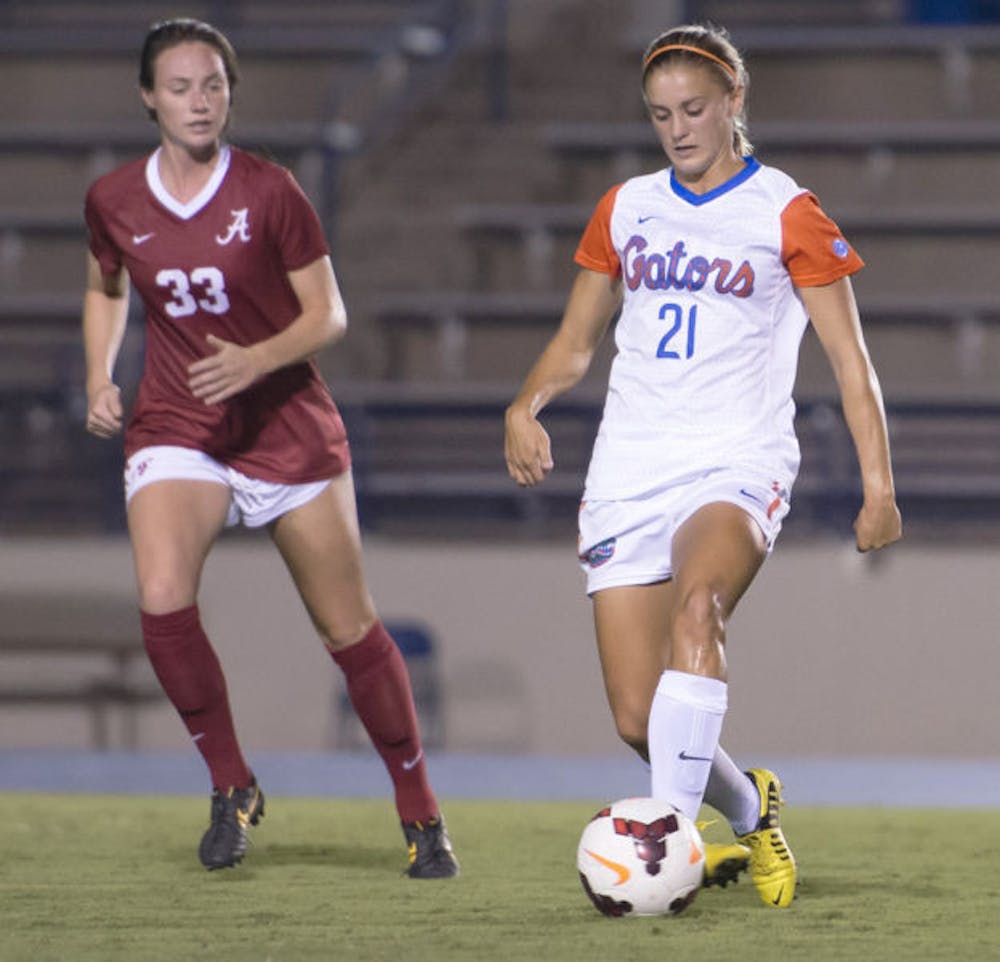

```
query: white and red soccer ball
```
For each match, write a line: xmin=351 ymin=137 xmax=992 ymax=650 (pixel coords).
xmin=577 ymin=797 xmax=705 ymax=917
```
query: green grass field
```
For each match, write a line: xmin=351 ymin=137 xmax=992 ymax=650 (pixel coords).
xmin=2 ymin=794 xmax=998 ymax=962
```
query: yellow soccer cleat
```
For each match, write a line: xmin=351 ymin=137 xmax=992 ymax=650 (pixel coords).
xmin=736 ymin=768 xmax=797 ymax=907
xmin=700 ymin=835 xmax=750 ymax=889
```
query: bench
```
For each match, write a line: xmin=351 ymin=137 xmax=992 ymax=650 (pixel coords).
xmin=368 ymin=290 xmax=566 ymax=379
xmin=0 ymin=593 xmax=164 ymax=750
xmin=546 ymin=118 xmax=1000 ymax=158
xmin=458 ymin=199 xmax=1000 ymax=244
xmin=455 ymin=198 xmax=1000 ymax=293
xmin=622 ymin=23 xmax=1000 ymax=113
xmin=544 ymin=118 xmax=1000 ymax=194
xmin=335 ymin=389 xmax=1000 ymax=535
xmin=0 ymin=11 xmax=410 ymax=58
xmin=625 ymin=23 xmax=1000 ymax=55
xmin=369 ymin=282 xmax=1000 ymax=381
xmin=0 ymin=122 xmax=360 ymax=262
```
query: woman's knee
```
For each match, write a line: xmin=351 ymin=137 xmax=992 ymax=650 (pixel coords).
xmin=611 ymin=700 xmax=651 ymax=757
xmin=314 ymin=608 xmax=378 ymax=651
xmin=137 ymin=573 xmax=197 ymax=615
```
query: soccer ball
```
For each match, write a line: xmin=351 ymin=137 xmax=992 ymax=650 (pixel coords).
xmin=577 ymin=797 xmax=705 ymax=917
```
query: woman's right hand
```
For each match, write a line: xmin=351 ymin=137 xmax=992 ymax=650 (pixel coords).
xmin=854 ymin=495 xmax=902 ymax=552
xmin=86 ymin=382 xmax=123 ymax=438
xmin=504 ymin=406 xmax=554 ymax=487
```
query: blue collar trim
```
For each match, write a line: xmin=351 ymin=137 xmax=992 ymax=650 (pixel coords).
xmin=669 ymin=156 xmax=760 ymax=206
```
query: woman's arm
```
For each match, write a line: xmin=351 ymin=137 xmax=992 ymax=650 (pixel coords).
xmin=187 ymin=254 xmax=346 ymax=405
xmin=799 ymin=276 xmax=902 ymax=551
xmin=505 ymin=268 xmax=622 ymax=487
xmin=83 ymin=252 xmax=129 ymax=438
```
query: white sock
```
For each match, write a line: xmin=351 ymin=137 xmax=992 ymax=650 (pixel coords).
xmin=704 ymin=746 xmax=760 ymax=836
xmin=648 ymin=670 xmax=727 ymax=822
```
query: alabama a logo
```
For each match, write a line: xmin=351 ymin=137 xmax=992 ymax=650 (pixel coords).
xmin=216 ymin=208 xmax=251 ymax=245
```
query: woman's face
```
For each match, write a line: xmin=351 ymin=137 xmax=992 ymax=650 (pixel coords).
xmin=141 ymin=41 xmax=230 ymax=156
xmin=643 ymin=63 xmax=744 ymax=192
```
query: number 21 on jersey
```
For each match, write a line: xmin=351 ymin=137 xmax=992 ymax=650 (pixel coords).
xmin=156 ymin=267 xmax=230 ymax=318
xmin=656 ymin=302 xmax=697 ymax=359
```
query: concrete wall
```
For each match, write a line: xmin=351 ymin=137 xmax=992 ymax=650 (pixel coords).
xmin=1 ymin=535 xmax=997 ymax=759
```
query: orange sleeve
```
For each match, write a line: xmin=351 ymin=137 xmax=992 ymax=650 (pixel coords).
xmin=781 ymin=192 xmax=863 ymax=287
xmin=574 ymin=184 xmax=623 ymax=277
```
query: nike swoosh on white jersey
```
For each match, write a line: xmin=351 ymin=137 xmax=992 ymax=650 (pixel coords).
xmin=132 ymin=232 xmax=155 ymax=245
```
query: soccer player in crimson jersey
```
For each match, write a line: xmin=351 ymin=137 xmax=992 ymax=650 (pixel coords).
xmin=505 ymin=23 xmax=902 ymax=907
xmin=83 ymin=18 xmax=458 ymax=877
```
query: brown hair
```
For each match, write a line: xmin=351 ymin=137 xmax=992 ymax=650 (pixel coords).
xmin=641 ymin=24 xmax=752 ymax=156
xmin=139 ymin=18 xmax=239 ymax=121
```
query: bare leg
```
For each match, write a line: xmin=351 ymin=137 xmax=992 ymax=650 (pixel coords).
xmin=128 ymin=479 xmax=230 ymax=614
xmin=592 ymin=579 xmax=674 ymax=760
xmin=269 ymin=472 xmax=439 ymax=823
xmin=647 ymin=502 xmax=767 ymax=818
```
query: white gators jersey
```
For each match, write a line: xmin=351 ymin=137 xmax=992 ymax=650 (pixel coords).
xmin=574 ymin=157 xmax=863 ymax=501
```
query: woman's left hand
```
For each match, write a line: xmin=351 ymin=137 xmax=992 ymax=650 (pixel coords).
xmin=187 ymin=334 xmax=263 ymax=405
xmin=854 ymin=496 xmax=902 ymax=552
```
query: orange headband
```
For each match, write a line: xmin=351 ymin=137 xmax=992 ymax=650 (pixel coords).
xmin=643 ymin=43 xmax=737 ymax=81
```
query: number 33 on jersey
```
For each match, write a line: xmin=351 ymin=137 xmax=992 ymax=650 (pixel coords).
xmin=157 ymin=266 xmax=230 ymax=317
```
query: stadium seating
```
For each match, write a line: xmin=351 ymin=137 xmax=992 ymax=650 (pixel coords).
xmin=3 ymin=0 xmax=1000 ymax=538
xmin=0 ymin=0 xmax=463 ymax=531
xmin=0 ymin=590 xmax=163 ymax=749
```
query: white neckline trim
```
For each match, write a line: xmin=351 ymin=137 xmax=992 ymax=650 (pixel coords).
xmin=145 ymin=145 xmax=231 ymax=220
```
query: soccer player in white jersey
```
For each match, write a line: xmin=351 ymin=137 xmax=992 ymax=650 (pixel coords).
xmin=505 ymin=23 xmax=901 ymax=907
xmin=82 ymin=18 xmax=458 ymax=878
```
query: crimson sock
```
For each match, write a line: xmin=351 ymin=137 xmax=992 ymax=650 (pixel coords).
xmin=141 ymin=605 xmax=251 ymax=790
xmin=331 ymin=621 xmax=438 ymax=824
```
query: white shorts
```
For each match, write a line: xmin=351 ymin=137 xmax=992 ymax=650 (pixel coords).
xmin=124 ymin=445 xmax=331 ymax=528
xmin=577 ymin=468 xmax=791 ymax=595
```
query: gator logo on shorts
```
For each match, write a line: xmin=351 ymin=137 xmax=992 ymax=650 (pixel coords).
xmin=580 ymin=537 xmax=617 ymax=568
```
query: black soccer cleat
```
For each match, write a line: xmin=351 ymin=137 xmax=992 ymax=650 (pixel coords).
xmin=402 ymin=815 xmax=460 ymax=879
xmin=198 ymin=776 xmax=265 ymax=870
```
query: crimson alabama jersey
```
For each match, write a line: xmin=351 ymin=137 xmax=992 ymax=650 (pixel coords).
xmin=575 ymin=157 xmax=863 ymax=501
xmin=85 ymin=145 xmax=349 ymax=483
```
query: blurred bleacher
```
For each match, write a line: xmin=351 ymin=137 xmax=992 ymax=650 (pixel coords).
xmin=2 ymin=0 xmax=1000 ymax=540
